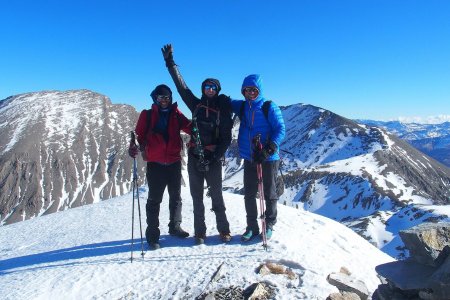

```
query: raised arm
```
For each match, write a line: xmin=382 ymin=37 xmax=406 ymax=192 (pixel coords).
xmin=161 ymin=44 xmax=198 ymax=112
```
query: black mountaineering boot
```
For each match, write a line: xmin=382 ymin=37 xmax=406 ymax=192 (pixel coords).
xmin=169 ymin=227 xmax=189 ymax=238
xmin=195 ymin=233 xmax=206 ymax=245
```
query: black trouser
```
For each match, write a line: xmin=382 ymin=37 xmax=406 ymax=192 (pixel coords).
xmin=145 ymin=161 xmax=183 ymax=243
xmin=187 ymin=152 xmax=230 ymax=236
xmin=243 ymin=160 xmax=279 ymax=232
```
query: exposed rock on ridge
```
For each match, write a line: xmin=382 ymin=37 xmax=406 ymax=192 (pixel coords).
xmin=0 ymin=90 xmax=143 ymax=224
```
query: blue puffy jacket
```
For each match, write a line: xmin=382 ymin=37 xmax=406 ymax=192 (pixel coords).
xmin=231 ymin=74 xmax=285 ymax=161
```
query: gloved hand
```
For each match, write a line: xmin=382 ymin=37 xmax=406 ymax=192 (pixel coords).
xmin=196 ymin=159 xmax=210 ymax=172
xmin=161 ymin=44 xmax=175 ymax=67
xmin=253 ymin=141 xmax=277 ymax=163
xmin=128 ymin=144 xmax=139 ymax=158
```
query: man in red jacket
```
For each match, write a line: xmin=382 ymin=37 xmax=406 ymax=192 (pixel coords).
xmin=129 ymin=84 xmax=191 ymax=250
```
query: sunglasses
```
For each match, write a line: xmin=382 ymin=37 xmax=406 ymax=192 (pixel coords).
xmin=204 ymin=84 xmax=217 ymax=91
xmin=156 ymin=95 xmax=171 ymax=101
xmin=243 ymin=87 xmax=259 ymax=94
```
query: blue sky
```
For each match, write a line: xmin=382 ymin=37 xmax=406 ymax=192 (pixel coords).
xmin=1 ymin=0 xmax=449 ymax=121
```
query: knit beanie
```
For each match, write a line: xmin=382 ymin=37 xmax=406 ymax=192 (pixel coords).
xmin=201 ymin=78 xmax=221 ymax=94
xmin=150 ymin=84 xmax=173 ymax=105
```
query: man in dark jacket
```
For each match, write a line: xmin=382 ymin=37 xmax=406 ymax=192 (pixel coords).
xmin=230 ymin=74 xmax=285 ymax=242
xmin=129 ymin=84 xmax=191 ymax=250
xmin=161 ymin=44 xmax=232 ymax=245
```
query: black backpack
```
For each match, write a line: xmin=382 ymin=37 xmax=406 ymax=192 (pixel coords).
xmin=192 ymin=103 xmax=221 ymax=141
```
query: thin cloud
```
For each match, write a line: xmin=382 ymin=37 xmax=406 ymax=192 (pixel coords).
xmin=393 ymin=115 xmax=450 ymax=124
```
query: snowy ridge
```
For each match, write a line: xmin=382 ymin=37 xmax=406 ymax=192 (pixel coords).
xmin=224 ymin=103 xmax=450 ymax=258
xmin=0 ymin=186 xmax=393 ymax=299
xmin=0 ymin=90 xmax=141 ymax=225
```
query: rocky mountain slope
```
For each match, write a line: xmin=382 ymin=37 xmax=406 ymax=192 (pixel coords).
xmin=0 ymin=90 xmax=143 ymax=224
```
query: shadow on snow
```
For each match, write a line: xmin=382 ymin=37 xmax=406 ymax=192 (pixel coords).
xmin=0 ymin=235 xmax=192 ymax=274
xmin=0 ymin=233 xmax=267 ymax=275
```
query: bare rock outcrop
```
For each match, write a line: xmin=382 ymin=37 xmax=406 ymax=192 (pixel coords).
xmin=375 ymin=223 xmax=450 ymax=299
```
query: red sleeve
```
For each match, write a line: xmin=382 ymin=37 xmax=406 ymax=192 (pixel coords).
xmin=177 ymin=109 xmax=192 ymax=135
xmin=135 ymin=110 xmax=148 ymax=146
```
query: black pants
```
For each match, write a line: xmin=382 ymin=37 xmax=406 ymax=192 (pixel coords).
xmin=187 ymin=152 xmax=230 ymax=235
xmin=243 ymin=160 xmax=279 ymax=232
xmin=145 ymin=161 xmax=183 ymax=242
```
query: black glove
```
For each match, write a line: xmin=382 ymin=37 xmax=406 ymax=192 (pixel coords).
xmin=253 ymin=141 xmax=277 ymax=163
xmin=161 ymin=44 xmax=175 ymax=67
xmin=196 ymin=159 xmax=210 ymax=172
xmin=128 ymin=144 xmax=139 ymax=158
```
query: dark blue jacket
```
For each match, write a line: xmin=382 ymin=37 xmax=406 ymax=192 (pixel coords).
xmin=231 ymin=74 xmax=285 ymax=161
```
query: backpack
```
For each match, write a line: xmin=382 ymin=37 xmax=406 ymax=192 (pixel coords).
xmin=238 ymin=100 xmax=272 ymax=123
xmin=192 ymin=103 xmax=221 ymax=140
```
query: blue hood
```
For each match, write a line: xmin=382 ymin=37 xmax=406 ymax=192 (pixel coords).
xmin=241 ymin=74 xmax=264 ymax=102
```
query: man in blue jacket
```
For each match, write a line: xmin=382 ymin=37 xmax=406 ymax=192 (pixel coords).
xmin=231 ymin=74 xmax=285 ymax=241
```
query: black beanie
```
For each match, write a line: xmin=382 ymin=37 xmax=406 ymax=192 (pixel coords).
xmin=150 ymin=84 xmax=172 ymax=104
xmin=201 ymin=78 xmax=221 ymax=94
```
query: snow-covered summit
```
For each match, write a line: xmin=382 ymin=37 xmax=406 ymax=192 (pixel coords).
xmin=1 ymin=90 xmax=102 ymax=153
xmin=0 ymin=186 xmax=393 ymax=299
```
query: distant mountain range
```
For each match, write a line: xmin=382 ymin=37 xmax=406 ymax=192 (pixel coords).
xmin=356 ymin=120 xmax=450 ymax=167
xmin=1 ymin=91 xmax=449 ymax=259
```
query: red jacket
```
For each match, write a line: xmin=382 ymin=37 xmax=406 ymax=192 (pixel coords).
xmin=135 ymin=103 xmax=191 ymax=164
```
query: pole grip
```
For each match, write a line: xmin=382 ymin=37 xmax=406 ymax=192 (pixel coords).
xmin=130 ymin=131 xmax=136 ymax=146
xmin=252 ymin=133 xmax=262 ymax=151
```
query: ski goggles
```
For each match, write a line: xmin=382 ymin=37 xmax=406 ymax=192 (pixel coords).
xmin=156 ymin=95 xmax=171 ymax=101
xmin=243 ymin=87 xmax=259 ymax=94
xmin=204 ymin=84 xmax=218 ymax=91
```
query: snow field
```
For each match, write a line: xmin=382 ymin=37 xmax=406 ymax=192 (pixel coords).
xmin=0 ymin=185 xmax=393 ymax=299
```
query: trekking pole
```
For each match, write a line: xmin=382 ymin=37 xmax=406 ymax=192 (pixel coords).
xmin=131 ymin=164 xmax=135 ymax=262
xmin=130 ymin=132 xmax=145 ymax=262
xmin=280 ymin=149 xmax=293 ymax=155
xmin=253 ymin=134 xmax=268 ymax=251
xmin=279 ymin=158 xmax=286 ymax=181
xmin=130 ymin=132 xmax=136 ymax=262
